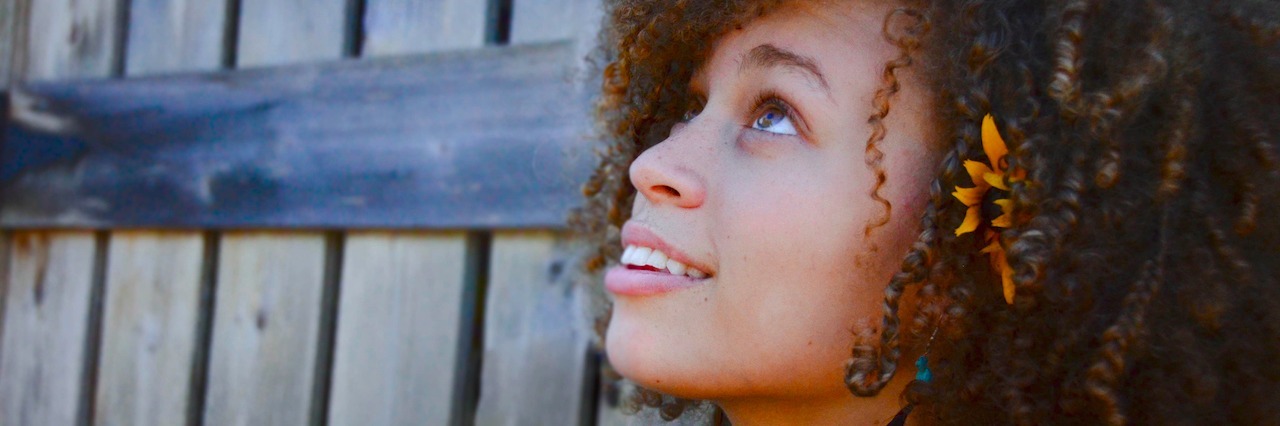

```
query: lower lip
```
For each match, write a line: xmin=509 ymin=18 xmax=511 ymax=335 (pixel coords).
xmin=605 ymin=266 xmax=707 ymax=296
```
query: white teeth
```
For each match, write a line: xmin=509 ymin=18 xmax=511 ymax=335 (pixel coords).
xmin=621 ymin=246 xmax=636 ymax=264
xmin=632 ymin=247 xmax=653 ymax=265
xmin=620 ymin=245 xmax=710 ymax=279
xmin=666 ymin=260 xmax=686 ymax=276
xmin=645 ymin=250 xmax=668 ymax=269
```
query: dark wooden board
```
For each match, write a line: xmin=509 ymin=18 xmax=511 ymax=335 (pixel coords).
xmin=0 ymin=41 xmax=597 ymax=229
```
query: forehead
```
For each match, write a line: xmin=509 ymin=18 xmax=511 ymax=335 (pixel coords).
xmin=692 ymin=2 xmax=895 ymax=89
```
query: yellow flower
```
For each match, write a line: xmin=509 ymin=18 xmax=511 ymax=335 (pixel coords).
xmin=951 ymin=114 xmax=1024 ymax=304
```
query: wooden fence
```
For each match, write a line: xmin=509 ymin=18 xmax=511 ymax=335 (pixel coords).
xmin=0 ymin=0 xmax=714 ymax=424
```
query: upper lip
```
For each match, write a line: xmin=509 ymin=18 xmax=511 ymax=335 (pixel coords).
xmin=620 ymin=222 xmax=713 ymax=276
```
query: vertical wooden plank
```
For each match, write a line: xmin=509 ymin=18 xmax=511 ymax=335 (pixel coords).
xmin=124 ymin=0 xmax=230 ymax=75
xmin=470 ymin=3 xmax=603 ymax=425
xmin=325 ymin=4 xmax=490 ymax=425
xmin=511 ymin=0 xmax=601 ymax=57
xmin=361 ymin=0 xmax=488 ymax=56
xmin=92 ymin=232 xmax=203 ymax=426
xmin=17 ymin=0 xmax=123 ymax=81
xmin=475 ymin=232 xmax=592 ymax=426
xmin=0 ymin=2 xmax=118 ymax=424
xmin=206 ymin=3 xmax=349 ymax=425
xmin=0 ymin=0 xmax=18 ymax=85
xmin=203 ymin=233 xmax=327 ymax=426
xmin=236 ymin=0 xmax=347 ymax=66
xmin=0 ymin=232 xmax=98 ymax=426
xmin=510 ymin=0 xmax=577 ymax=43
xmin=90 ymin=5 xmax=229 ymax=423
xmin=326 ymin=232 xmax=471 ymax=426
xmin=0 ymin=232 xmax=9 ymax=351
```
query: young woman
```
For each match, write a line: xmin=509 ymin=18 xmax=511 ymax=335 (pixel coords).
xmin=570 ymin=0 xmax=1280 ymax=424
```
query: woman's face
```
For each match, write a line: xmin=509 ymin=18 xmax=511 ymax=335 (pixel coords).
xmin=604 ymin=1 xmax=940 ymax=406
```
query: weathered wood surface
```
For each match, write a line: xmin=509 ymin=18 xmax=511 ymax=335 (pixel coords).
xmin=362 ymin=0 xmax=490 ymax=56
xmin=512 ymin=0 xmax=602 ymax=47
xmin=472 ymin=6 xmax=602 ymax=425
xmin=15 ymin=0 xmax=123 ymax=81
xmin=0 ymin=0 xmax=19 ymax=85
xmin=202 ymin=233 xmax=328 ymax=425
xmin=93 ymin=232 xmax=204 ymax=426
xmin=236 ymin=0 xmax=349 ymax=67
xmin=0 ymin=232 xmax=99 ymax=426
xmin=1 ymin=41 xmax=594 ymax=229
xmin=326 ymin=10 xmax=487 ymax=426
xmin=90 ymin=4 xmax=228 ymax=423
xmin=476 ymin=231 xmax=594 ymax=426
xmin=327 ymin=232 xmax=476 ymax=426
xmin=200 ymin=7 xmax=343 ymax=425
xmin=0 ymin=3 xmax=116 ymax=425
xmin=125 ymin=0 xmax=231 ymax=75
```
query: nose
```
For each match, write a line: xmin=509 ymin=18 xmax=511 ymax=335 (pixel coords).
xmin=629 ymin=128 xmax=708 ymax=208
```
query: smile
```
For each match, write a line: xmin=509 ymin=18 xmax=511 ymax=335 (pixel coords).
xmin=605 ymin=223 xmax=714 ymax=296
xmin=621 ymin=245 xmax=709 ymax=279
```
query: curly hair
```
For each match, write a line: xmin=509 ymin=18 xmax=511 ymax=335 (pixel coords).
xmin=569 ymin=0 xmax=1280 ymax=424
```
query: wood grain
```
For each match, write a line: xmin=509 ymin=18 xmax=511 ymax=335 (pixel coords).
xmin=326 ymin=9 xmax=488 ymax=426
xmin=202 ymin=233 xmax=327 ymax=426
xmin=125 ymin=0 xmax=231 ymax=75
xmin=473 ymin=5 xmax=604 ymax=425
xmin=90 ymin=5 xmax=228 ymax=423
xmin=203 ymin=4 xmax=346 ymax=425
xmin=1 ymin=41 xmax=593 ymax=229
xmin=0 ymin=0 xmax=19 ymax=85
xmin=511 ymin=0 xmax=601 ymax=46
xmin=0 ymin=232 xmax=98 ymax=426
xmin=361 ymin=0 xmax=488 ymax=56
xmin=0 ymin=3 xmax=117 ymax=425
xmin=475 ymin=231 xmax=592 ymax=426
xmin=236 ymin=0 xmax=347 ymax=67
xmin=17 ymin=0 xmax=123 ymax=81
xmin=327 ymin=232 xmax=474 ymax=426
xmin=93 ymin=232 xmax=204 ymax=426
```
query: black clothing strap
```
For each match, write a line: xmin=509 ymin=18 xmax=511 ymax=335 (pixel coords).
xmin=886 ymin=404 xmax=914 ymax=426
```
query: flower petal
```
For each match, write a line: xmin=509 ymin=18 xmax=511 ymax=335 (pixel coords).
xmin=994 ymin=198 xmax=1013 ymax=213
xmin=991 ymin=213 xmax=1012 ymax=228
xmin=964 ymin=160 xmax=995 ymax=187
xmin=983 ymin=171 xmax=1011 ymax=191
xmin=999 ymin=253 xmax=1015 ymax=304
xmin=991 ymin=199 xmax=1013 ymax=228
xmin=955 ymin=206 xmax=981 ymax=236
xmin=982 ymin=114 xmax=1009 ymax=168
xmin=980 ymin=239 xmax=1002 ymax=254
xmin=952 ymin=186 xmax=986 ymax=206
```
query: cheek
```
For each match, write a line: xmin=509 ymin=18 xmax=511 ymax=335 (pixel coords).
xmin=706 ymin=161 xmax=880 ymax=376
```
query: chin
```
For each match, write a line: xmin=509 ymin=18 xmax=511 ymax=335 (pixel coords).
xmin=604 ymin=308 xmax=694 ymax=396
xmin=604 ymin=310 xmax=658 ymax=380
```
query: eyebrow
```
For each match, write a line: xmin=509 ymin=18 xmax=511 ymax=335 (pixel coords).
xmin=740 ymin=44 xmax=831 ymax=94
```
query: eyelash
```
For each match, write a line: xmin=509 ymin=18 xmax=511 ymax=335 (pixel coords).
xmin=748 ymin=91 xmax=801 ymax=136
xmin=750 ymin=93 xmax=792 ymax=123
xmin=677 ymin=91 xmax=801 ymax=134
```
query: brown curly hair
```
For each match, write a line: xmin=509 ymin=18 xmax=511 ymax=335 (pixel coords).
xmin=569 ymin=0 xmax=1280 ymax=424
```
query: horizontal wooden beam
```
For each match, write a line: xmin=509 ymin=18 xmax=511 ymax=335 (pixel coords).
xmin=1 ymin=41 xmax=598 ymax=229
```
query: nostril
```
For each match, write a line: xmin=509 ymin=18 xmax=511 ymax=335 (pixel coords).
xmin=653 ymin=185 xmax=680 ymax=198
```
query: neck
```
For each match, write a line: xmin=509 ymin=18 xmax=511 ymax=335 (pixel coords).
xmin=715 ymin=370 xmax=915 ymax=426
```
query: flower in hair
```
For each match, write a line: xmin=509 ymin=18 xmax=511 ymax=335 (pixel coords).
xmin=953 ymin=114 xmax=1025 ymax=304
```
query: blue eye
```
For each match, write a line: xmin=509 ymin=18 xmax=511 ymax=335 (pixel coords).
xmin=752 ymin=108 xmax=797 ymax=135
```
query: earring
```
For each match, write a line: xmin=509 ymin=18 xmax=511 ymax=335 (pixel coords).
xmin=915 ymin=324 xmax=940 ymax=383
